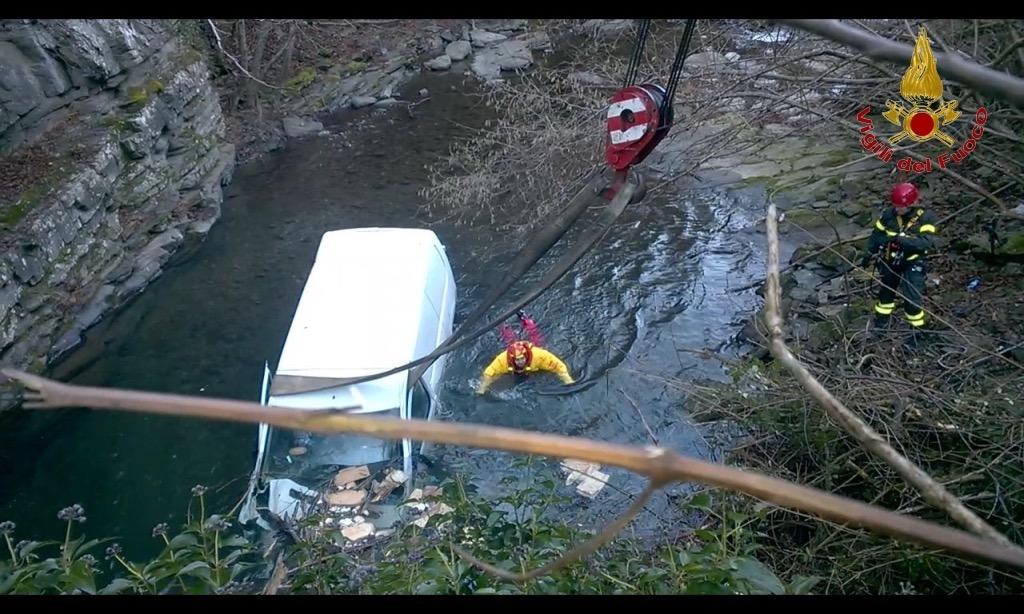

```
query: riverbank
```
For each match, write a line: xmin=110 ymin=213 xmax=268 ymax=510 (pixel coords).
xmin=683 ymin=141 xmax=1024 ymax=592
xmin=2 ymin=19 xmax=1022 ymax=594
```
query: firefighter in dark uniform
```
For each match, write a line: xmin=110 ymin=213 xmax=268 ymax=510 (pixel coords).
xmin=860 ymin=182 xmax=938 ymax=335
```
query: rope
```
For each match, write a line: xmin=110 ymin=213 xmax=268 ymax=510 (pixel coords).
xmin=299 ymin=170 xmax=638 ymax=393
xmin=661 ymin=19 xmax=697 ymax=119
xmin=623 ymin=19 xmax=651 ymax=87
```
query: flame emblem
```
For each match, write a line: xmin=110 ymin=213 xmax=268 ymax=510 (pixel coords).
xmin=881 ymin=26 xmax=960 ymax=147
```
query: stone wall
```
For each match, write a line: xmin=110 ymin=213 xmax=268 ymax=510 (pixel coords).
xmin=0 ymin=19 xmax=235 ymax=409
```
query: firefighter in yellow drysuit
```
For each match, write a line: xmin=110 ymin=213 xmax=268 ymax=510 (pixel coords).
xmin=476 ymin=311 xmax=575 ymax=394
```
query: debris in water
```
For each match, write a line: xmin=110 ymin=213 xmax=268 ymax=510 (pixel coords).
xmin=411 ymin=502 xmax=454 ymax=528
xmin=371 ymin=470 xmax=407 ymax=502
xmin=288 ymin=446 xmax=307 ymax=457
xmin=326 ymin=490 xmax=367 ymax=507
xmin=407 ymin=488 xmax=424 ymax=501
xmin=333 ymin=466 xmax=370 ymax=488
xmin=561 ymin=459 xmax=609 ymax=498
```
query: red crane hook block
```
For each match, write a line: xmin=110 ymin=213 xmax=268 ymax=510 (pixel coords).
xmin=604 ymin=84 xmax=673 ymax=172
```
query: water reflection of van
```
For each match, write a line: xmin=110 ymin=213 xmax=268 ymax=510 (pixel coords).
xmin=239 ymin=227 xmax=456 ymax=530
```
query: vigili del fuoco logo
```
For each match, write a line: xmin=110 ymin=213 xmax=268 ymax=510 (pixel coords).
xmin=856 ymin=25 xmax=987 ymax=174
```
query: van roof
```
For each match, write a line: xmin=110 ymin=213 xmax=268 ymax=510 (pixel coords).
xmin=274 ymin=227 xmax=447 ymax=382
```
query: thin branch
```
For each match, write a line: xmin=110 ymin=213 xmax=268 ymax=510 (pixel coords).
xmin=5 ymin=368 xmax=1024 ymax=572
xmin=620 ymin=387 xmax=659 ymax=446
xmin=206 ymin=19 xmax=284 ymax=91
xmin=987 ymin=37 xmax=1024 ymax=68
xmin=763 ymin=199 xmax=1015 ymax=548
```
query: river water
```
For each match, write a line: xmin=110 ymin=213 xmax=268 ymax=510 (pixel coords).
xmin=0 ymin=65 xmax=772 ymax=559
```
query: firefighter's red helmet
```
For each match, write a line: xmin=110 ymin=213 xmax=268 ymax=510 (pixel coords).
xmin=891 ymin=183 xmax=919 ymax=207
xmin=507 ymin=341 xmax=532 ymax=372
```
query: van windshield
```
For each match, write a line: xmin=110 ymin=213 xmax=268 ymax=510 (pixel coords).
xmin=264 ymin=412 xmax=402 ymax=486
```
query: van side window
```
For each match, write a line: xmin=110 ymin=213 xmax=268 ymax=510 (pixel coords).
xmin=410 ymin=381 xmax=431 ymax=421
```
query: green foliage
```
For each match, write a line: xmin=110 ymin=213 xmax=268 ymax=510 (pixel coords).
xmin=0 ymin=488 xmax=259 ymax=595
xmin=283 ymin=460 xmax=799 ymax=595
xmin=1 ymin=469 xmax=802 ymax=595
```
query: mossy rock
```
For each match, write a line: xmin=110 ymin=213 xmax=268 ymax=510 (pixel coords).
xmin=957 ymin=231 xmax=1024 ymax=258
xmin=782 ymin=207 xmax=847 ymax=230
xmin=842 ymin=297 xmax=873 ymax=323
xmin=0 ymin=181 xmax=53 ymax=227
xmin=806 ymin=320 xmax=841 ymax=351
xmin=286 ymin=67 xmax=317 ymax=92
xmin=1002 ymin=232 xmax=1024 ymax=256
xmin=124 ymin=79 xmax=165 ymax=106
xmin=815 ymin=244 xmax=860 ymax=270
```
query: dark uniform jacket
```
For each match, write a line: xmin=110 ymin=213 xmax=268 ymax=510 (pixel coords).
xmin=865 ymin=206 xmax=938 ymax=265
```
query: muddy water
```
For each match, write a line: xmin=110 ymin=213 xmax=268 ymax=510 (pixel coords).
xmin=0 ymin=64 xmax=772 ymax=557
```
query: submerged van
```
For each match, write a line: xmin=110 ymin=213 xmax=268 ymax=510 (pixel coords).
xmin=239 ymin=227 xmax=456 ymax=530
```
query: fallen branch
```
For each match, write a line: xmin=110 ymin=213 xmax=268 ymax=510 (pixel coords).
xmin=776 ymin=19 xmax=1024 ymax=107
xmin=763 ymin=200 xmax=1015 ymax=548
xmin=4 ymin=368 xmax=1024 ymax=573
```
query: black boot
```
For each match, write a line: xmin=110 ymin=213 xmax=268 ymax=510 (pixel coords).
xmin=872 ymin=314 xmax=891 ymax=336
xmin=905 ymin=326 xmax=931 ymax=348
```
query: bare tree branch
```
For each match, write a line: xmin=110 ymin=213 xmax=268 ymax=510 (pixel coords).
xmin=775 ymin=19 xmax=1024 ymax=107
xmin=4 ymin=368 xmax=1024 ymax=572
xmin=206 ymin=18 xmax=283 ymax=91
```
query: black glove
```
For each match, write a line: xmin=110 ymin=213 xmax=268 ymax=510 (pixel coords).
xmin=516 ymin=309 xmax=528 ymax=320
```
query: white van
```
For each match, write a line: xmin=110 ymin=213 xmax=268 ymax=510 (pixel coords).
xmin=239 ymin=227 xmax=456 ymax=529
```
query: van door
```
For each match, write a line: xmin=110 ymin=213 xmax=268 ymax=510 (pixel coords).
xmin=408 ymin=379 xmax=432 ymax=454
xmin=425 ymin=244 xmax=456 ymax=393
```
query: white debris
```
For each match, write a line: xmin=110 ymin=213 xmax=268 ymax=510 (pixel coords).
xmin=574 ymin=471 xmax=610 ymax=498
xmin=411 ymin=502 xmax=454 ymax=529
xmin=561 ymin=459 xmax=609 ymax=498
xmin=429 ymin=502 xmax=454 ymax=516
xmin=387 ymin=470 xmax=408 ymax=484
xmin=341 ymin=522 xmax=375 ymax=542
xmin=407 ymin=488 xmax=424 ymax=501
xmin=339 ymin=518 xmax=354 ymax=527
xmin=353 ymin=515 xmax=366 ymax=524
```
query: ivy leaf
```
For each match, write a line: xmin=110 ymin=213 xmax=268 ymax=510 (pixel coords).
xmin=178 ymin=561 xmax=211 ymax=581
xmin=732 ymin=557 xmax=785 ymax=595
xmin=788 ymin=575 xmax=822 ymax=595
xmin=99 ymin=578 xmax=135 ymax=595
xmin=687 ymin=492 xmax=712 ymax=510
xmin=219 ymin=535 xmax=250 ymax=549
xmin=65 ymin=559 xmax=97 ymax=594
xmin=168 ymin=534 xmax=199 ymax=550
